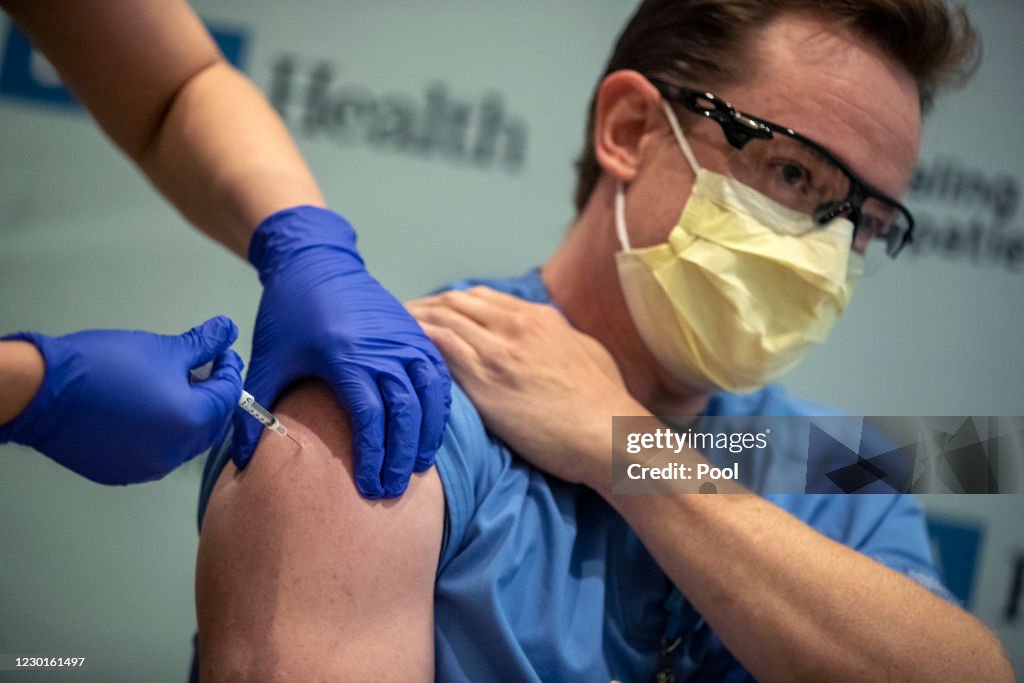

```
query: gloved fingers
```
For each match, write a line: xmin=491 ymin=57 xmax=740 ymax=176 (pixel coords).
xmin=231 ymin=366 xmax=283 ymax=471
xmin=187 ymin=349 xmax=244 ymax=467
xmin=337 ymin=372 xmax=386 ymax=499
xmin=377 ymin=372 xmax=421 ymax=497
xmin=231 ymin=409 xmax=264 ymax=470
xmin=183 ymin=316 xmax=239 ymax=366
xmin=408 ymin=358 xmax=449 ymax=472
xmin=193 ymin=349 xmax=244 ymax=425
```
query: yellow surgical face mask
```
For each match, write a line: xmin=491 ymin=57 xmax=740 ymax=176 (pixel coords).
xmin=614 ymin=101 xmax=863 ymax=393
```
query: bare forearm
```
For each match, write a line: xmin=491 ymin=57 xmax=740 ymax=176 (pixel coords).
xmin=137 ymin=61 xmax=324 ymax=256
xmin=604 ymin=487 xmax=1012 ymax=682
xmin=0 ymin=341 xmax=44 ymax=427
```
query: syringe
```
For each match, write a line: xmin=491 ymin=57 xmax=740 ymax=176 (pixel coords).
xmin=190 ymin=361 xmax=300 ymax=447
xmin=238 ymin=390 xmax=300 ymax=446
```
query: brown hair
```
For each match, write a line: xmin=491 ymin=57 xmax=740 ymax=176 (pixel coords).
xmin=573 ymin=0 xmax=980 ymax=213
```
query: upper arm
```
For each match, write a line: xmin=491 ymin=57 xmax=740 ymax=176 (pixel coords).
xmin=196 ymin=380 xmax=444 ymax=682
xmin=1 ymin=0 xmax=222 ymax=157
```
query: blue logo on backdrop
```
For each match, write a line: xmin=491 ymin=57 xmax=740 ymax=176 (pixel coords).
xmin=0 ymin=21 xmax=248 ymax=110
xmin=926 ymin=516 xmax=984 ymax=606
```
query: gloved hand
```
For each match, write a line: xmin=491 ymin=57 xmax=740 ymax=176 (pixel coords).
xmin=0 ymin=316 xmax=243 ymax=485
xmin=238 ymin=205 xmax=451 ymax=498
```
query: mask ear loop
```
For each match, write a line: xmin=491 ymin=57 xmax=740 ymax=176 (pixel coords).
xmin=616 ymin=100 xmax=701 ymax=253
xmin=660 ymin=100 xmax=700 ymax=176
xmin=615 ymin=181 xmax=631 ymax=251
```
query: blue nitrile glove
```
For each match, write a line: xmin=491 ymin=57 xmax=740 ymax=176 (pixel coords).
xmin=0 ymin=316 xmax=243 ymax=485
xmin=237 ymin=205 xmax=451 ymax=499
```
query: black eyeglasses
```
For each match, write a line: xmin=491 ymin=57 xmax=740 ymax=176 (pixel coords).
xmin=649 ymin=78 xmax=915 ymax=260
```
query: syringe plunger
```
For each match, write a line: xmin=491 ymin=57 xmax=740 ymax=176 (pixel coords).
xmin=238 ymin=391 xmax=298 ymax=444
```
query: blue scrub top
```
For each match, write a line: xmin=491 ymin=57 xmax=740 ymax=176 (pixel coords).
xmin=198 ymin=268 xmax=953 ymax=683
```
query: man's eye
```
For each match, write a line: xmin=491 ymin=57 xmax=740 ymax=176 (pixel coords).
xmin=779 ymin=162 xmax=809 ymax=187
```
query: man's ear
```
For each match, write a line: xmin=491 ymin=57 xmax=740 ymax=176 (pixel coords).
xmin=593 ymin=70 xmax=663 ymax=184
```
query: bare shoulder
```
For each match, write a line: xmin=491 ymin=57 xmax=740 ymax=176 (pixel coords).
xmin=197 ymin=380 xmax=443 ymax=682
